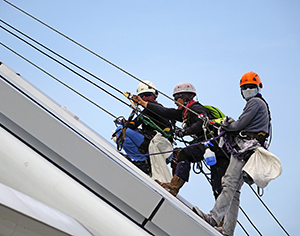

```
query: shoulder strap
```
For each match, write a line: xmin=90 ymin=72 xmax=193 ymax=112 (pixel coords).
xmin=256 ymin=95 xmax=271 ymax=122
xmin=255 ymin=94 xmax=272 ymax=148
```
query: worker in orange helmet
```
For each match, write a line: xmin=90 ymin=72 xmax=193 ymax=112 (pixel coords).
xmin=194 ymin=72 xmax=272 ymax=236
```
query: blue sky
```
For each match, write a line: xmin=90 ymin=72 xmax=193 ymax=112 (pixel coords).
xmin=1 ymin=1 xmax=299 ymax=235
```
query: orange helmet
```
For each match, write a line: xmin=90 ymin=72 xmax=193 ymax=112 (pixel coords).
xmin=240 ymin=71 xmax=263 ymax=88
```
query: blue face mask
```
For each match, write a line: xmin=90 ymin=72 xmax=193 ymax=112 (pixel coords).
xmin=242 ymin=88 xmax=258 ymax=101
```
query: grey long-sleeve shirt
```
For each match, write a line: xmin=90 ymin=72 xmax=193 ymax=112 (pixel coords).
xmin=227 ymin=97 xmax=270 ymax=134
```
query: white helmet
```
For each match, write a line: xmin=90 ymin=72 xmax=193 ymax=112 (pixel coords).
xmin=173 ymin=82 xmax=196 ymax=96
xmin=137 ymin=80 xmax=157 ymax=95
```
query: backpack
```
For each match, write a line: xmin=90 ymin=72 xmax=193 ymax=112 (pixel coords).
xmin=204 ymin=105 xmax=225 ymax=123
xmin=191 ymin=105 xmax=225 ymax=143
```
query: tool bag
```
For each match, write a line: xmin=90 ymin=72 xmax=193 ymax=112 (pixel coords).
xmin=148 ymin=132 xmax=173 ymax=183
xmin=242 ymin=147 xmax=282 ymax=188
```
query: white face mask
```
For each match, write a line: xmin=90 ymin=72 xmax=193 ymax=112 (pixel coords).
xmin=242 ymin=88 xmax=258 ymax=101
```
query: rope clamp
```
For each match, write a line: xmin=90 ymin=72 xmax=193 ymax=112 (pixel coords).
xmin=123 ymin=92 xmax=137 ymax=106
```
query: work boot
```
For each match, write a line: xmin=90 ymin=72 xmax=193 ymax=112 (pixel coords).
xmin=155 ymin=175 xmax=185 ymax=196
xmin=192 ymin=206 xmax=217 ymax=227
xmin=214 ymin=226 xmax=232 ymax=236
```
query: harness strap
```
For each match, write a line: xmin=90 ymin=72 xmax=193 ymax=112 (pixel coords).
xmin=138 ymin=114 xmax=173 ymax=140
xmin=240 ymin=131 xmax=268 ymax=147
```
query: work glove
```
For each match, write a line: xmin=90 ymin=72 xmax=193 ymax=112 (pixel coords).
xmin=222 ymin=116 xmax=235 ymax=126
xmin=175 ymin=128 xmax=186 ymax=138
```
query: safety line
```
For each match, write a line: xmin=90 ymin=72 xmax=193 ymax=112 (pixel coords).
xmin=3 ymin=0 xmax=201 ymax=118
xmin=0 ymin=24 xmax=132 ymax=110
xmin=0 ymin=41 xmax=117 ymax=119
xmin=2 ymin=0 xmax=148 ymax=89
xmin=239 ymin=206 xmax=262 ymax=235
xmin=236 ymin=221 xmax=250 ymax=236
xmin=249 ymin=185 xmax=290 ymax=236
xmin=0 ymin=19 xmax=175 ymax=130
xmin=0 ymin=19 xmax=125 ymax=96
xmin=123 ymin=131 xmax=226 ymax=157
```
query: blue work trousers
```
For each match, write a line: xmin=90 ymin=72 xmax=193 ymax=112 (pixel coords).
xmin=115 ymin=127 xmax=148 ymax=162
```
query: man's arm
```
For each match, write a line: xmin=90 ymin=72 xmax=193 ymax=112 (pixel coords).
xmin=133 ymin=95 xmax=182 ymax=121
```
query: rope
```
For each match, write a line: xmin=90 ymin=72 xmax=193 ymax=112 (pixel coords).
xmin=0 ymin=19 xmax=125 ymax=96
xmin=238 ymin=206 xmax=262 ymax=235
xmin=0 ymin=24 xmax=132 ymax=110
xmin=249 ymin=185 xmax=290 ymax=236
xmin=124 ymin=131 xmax=226 ymax=157
xmin=3 ymin=0 xmax=205 ymax=118
xmin=0 ymin=41 xmax=117 ymax=119
xmin=0 ymin=19 xmax=178 ymax=132
xmin=236 ymin=221 xmax=250 ymax=236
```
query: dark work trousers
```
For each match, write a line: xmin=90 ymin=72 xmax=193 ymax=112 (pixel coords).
xmin=175 ymin=144 xmax=204 ymax=181
xmin=176 ymin=144 xmax=229 ymax=199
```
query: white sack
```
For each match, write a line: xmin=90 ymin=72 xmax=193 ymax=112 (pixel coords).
xmin=148 ymin=132 xmax=172 ymax=183
xmin=242 ymin=147 xmax=282 ymax=188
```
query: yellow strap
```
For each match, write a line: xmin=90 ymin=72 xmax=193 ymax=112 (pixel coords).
xmin=123 ymin=92 xmax=137 ymax=106
xmin=257 ymin=132 xmax=267 ymax=136
xmin=122 ymin=127 xmax=126 ymax=141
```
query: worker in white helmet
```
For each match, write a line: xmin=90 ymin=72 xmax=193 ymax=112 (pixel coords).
xmin=113 ymin=81 xmax=173 ymax=182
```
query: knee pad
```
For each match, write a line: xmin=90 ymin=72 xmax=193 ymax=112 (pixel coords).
xmin=175 ymin=160 xmax=191 ymax=181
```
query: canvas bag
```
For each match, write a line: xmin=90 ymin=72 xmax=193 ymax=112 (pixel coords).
xmin=242 ymin=147 xmax=282 ymax=188
xmin=148 ymin=132 xmax=172 ymax=183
